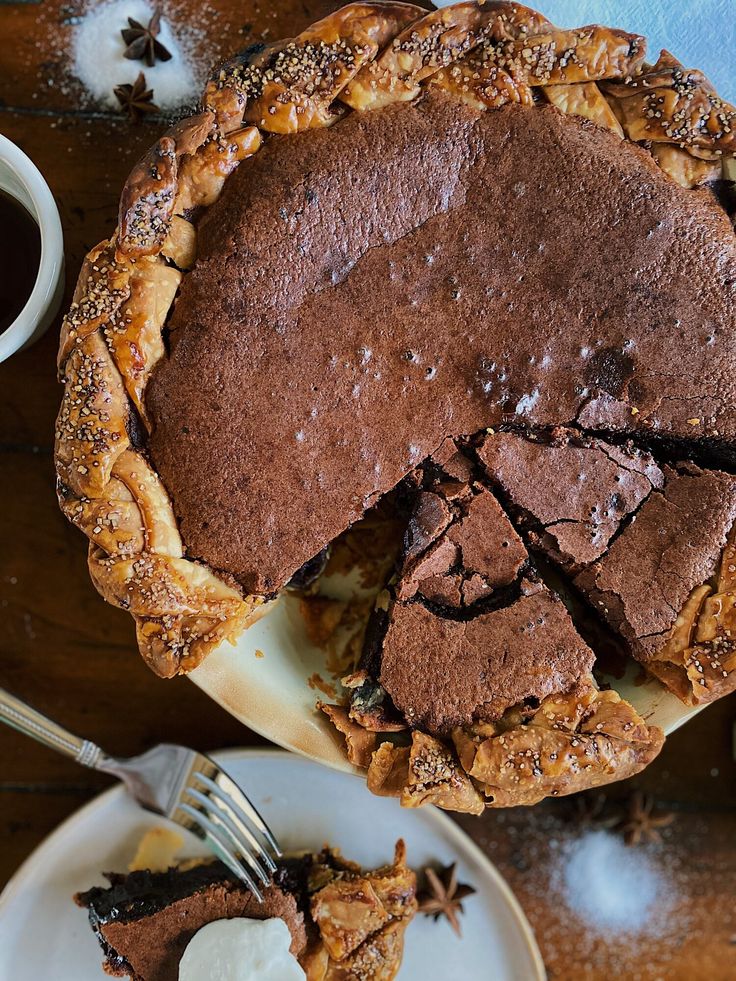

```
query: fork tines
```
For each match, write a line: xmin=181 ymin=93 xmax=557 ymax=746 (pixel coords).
xmin=174 ymin=755 xmax=281 ymax=903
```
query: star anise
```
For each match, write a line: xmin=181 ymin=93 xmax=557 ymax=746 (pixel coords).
xmin=618 ymin=791 xmax=675 ymax=846
xmin=121 ymin=7 xmax=172 ymax=67
xmin=114 ymin=72 xmax=159 ymax=121
xmin=417 ymin=863 xmax=476 ymax=937
xmin=567 ymin=791 xmax=619 ymax=831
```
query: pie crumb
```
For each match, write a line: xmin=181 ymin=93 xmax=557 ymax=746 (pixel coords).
xmin=308 ymin=672 xmax=338 ymax=699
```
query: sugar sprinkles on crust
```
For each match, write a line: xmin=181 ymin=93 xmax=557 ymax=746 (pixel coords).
xmin=410 ymin=740 xmax=460 ymax=789
xmin=55 ymin=340 xmax=128 ymax=480
xmin=604 ymin=54 xmax=736 ymax=153
xmin=217 ymin=38 xmax=361 ymax=102
xmin=60 ymin=263 xmax=130 ymax=353
xmin=391 ymin=24 xmax=477 ymax=75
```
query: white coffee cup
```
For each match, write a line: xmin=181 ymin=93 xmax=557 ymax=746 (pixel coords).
xmin=0 ymin=134 xmax=64 ymax=363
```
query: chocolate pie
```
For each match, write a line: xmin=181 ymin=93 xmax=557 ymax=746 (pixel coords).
xmin=76 ymin=840 xmax=417 ymax=981
xmin=56 ymin=1 xmax=736 ymax=809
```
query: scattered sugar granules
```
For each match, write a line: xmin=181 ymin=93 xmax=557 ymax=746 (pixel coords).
xmin=72 ymin=0 xmax=203 ymax=111
xmin=557 ymin=829 xmax=669 ymax=934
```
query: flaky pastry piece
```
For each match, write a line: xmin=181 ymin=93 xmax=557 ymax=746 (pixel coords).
xmin=646 ymin=142 xmax=723 ymax=189
xmin=542 ymin=81 xmax=623 ymax=136
xmin=429 ymin=58 xmax=534 ymax=112
xmin=107 ymin=254 xmax=180 ymax=424
xmin=342 ymin=3 xmax=512 ymax=111
xmin=58 ymin=449 xmax=179 ymax=559
xmin=117 ymin=112 xmax=215 ymax=258
xmin=487 ymin=24 xmax=646 ymax=87
xmin=345 ymin=7 xmax=644 ymax=114
xmin=452 ymin=680 xmax=663 ymax=806
xmin=646 ymin=529 xmax=736 ymax=705
xmin=603 ymin=50 xmax=736 ymax=157
xmin=318 ymin=703 xmax=380 ymax=768
xmin=56 ymin=326 xmax=131 ymax=499
xmin=369 ymin=732 xmax=486 ymax=815
xmin=56 ymin=1 xmax=736 ymax=678
xmin=88 ymin=546 xmax=264 ymax=678
xmin=57 ymin=238 xmax=180 ymax=426
xmin=322 ymin=677 xmax=662 ymax=811
xmin=118 ymin=122 xmax=262 ymax=263
xmin=57 ymin=240 xmax=131 ymax=367
xmin=342 ymin=1 xmax=551 ymax=110
xmin=304 ymin=840 xmax=417 ymax=981
xmin=205 ymin=3 xmax=424 ymax=134
xmin=171 ymin=126 xmax=262 ymax=214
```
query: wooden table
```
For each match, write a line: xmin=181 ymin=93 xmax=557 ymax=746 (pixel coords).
xmin=0 ymin=2 xmax=734 ymax=977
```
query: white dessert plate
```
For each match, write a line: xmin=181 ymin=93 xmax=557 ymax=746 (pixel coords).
xmin=0 ymin=749 xmax=544 ymax=981
xmin=190 ymin=585 xmax=702 ymax=780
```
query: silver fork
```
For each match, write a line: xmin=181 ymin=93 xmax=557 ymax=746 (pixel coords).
xmin=0 ymin=687 xmax=281 ymax=901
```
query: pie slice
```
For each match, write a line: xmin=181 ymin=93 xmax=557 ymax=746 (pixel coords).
xmin=475 ymin=429 xmax=736 ymax=704
xmin=395 ymin=447 xmax=527 ymax=607
xmin=55 ymin=1 xmax=735 ymax=808
xmin=76 ymin=840 xmax=416 ymax=981
xmin=477 ymin=428 xmax=664 ymax=573
xmin=574 ymin=464 xmax=736 ymax=705
xmin=322 ymin=442 xmax=663 ymax=810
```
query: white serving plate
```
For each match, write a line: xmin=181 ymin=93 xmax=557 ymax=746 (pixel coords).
xmin=0 ymin=749 xmax=545 ymax=980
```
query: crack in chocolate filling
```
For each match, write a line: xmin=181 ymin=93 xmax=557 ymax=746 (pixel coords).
xmin=147 ymin=92 xmax=736 ymax=596
xmin=355 ymin=431 xmax=736 ymax=734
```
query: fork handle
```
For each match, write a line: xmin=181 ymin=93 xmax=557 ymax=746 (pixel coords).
xmin=0 ymin=687 xmax=105 ymax=768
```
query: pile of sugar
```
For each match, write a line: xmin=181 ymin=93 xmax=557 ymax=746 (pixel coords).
xmin=557 ymin=829 xmax=669 ymax=933
xmin=72 ymin=0 xmax=203 ymax=111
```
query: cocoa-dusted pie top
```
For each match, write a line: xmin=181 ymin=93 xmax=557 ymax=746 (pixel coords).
xmin=478 ymin=428 xmax=663 ymax=570
xmin=148 ymin=91 xmax=736 ymax=594
xmin=378 ymin=579 xmax=595 ymax=735
xmin=575 ymin=464 xmax=736 ymax=661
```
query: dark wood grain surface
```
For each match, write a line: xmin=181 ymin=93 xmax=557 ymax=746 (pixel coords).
xmin=0 ymin=2 xmax=734 ymax=978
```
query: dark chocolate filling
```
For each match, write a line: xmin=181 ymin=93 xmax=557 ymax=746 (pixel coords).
xmin=147 ymin=94 xmax=736 ymax=595
xmin=77 ymin=863 xmax=236 ymax=926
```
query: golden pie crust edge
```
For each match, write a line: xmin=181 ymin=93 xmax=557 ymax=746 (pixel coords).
xmin=54 ymin=0 xmax=735 ymax=805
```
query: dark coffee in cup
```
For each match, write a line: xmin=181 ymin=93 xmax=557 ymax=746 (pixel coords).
xmin=0 ymin=187 xmax=41 ymax=333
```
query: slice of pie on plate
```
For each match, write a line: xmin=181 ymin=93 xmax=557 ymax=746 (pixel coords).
xmin=76 ymin=835 xmax=416 ymax=981
xmin=55 ymin=1 xmax=736 ymax=810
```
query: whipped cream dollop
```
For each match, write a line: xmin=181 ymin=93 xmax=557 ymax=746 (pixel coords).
xmin=179 ymin=917 xmax=305 ymax=981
